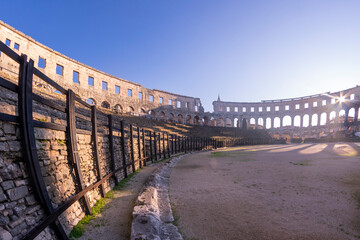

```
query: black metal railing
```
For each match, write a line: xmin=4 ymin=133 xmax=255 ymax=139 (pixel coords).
xmin=0 ymin=41 xmax=270 ymax=240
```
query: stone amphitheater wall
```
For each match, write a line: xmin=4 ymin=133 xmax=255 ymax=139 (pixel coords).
xmin=0 ymin=20 xmax=203 ymax=120
xmin=2 ymin=19 xmax=359 ymax=138
xmin=212 ymin=87 xmax=360 ymax=137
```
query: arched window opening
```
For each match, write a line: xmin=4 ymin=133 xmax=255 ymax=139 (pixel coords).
xmin=101 ymin=101 xmax=110 ymax=109
xmin=348 ymin=108 xmax=355 ymax=122
xmin=169 ymin=113 xmax=175 ymax=122
xmin=186 ymin=115 xmax=192 ymax=124
xmin=178 ymin=114 xmax=184 ymax=124
xmin=320 ymin=112 xmax=327 ymax=125
xmin=87 ymin=98 xmax=96 ymax=105
xmin=329 ymin=111 xmax=336 ymax=124
xmin=225 ymin=118 xmax=232 ymax=127
xmin=114 ymin=104 xmax=123 ymax=113
xmin=234 ymin=118 xmax=239 ymax=128
xmin=150 ymin=110 xmax=156 ymax=119
xmin=128 ymin=106 xmax=135 ymax=113
xmin=303 ymin=115 xmax=309 ymax=127
xmin=194 ymin=116 xmax=200 ymax=125
xmin=274 ymin=117 xmax=280 ymax=128
xmin=339 ymin=109 xmax=346 ymax=123
xmin=249 ymin=118 xmax=256 ymax=129
xmin=218 ymin=118 xmax=225 ymax=127
xmin=266 ymin=118 xmax=271 ymax=129
xmin=311 ymin=114 xmax=318 ymax=126
xmin=257 ymin=118 xmax=264 ymax=129
xmin=203 ymin=117 xmax=209 ymax=126
xmin=160 ymin=111 xmax=166 ymax=120
xmin=211 ymin=117 xmax=216 ymax=127
xmin=283 ymin=115 xmax=292 ymax=127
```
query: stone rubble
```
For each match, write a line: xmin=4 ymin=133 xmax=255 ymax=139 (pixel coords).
xmin=131 ymin=156 xmax=184 ymax=240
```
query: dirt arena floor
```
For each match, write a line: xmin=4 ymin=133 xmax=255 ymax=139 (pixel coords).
xmin=169 ymin=143 xmax=360 ymax=240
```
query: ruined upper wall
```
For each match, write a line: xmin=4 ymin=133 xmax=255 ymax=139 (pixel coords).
xmin=0 ymin=20 xmax=202 ymax=114
xmin=213 ymin=86 xmax=360 ymax=116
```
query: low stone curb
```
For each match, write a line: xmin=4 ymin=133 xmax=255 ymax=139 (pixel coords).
xmin=131 ymin=156 xmax=184 ymax=240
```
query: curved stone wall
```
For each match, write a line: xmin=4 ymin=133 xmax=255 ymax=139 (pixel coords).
xmin=212 ymin=87 xmax=360 ymax=137
xmin=1 ymin=19 xmax=359 ymax=138
xmin=0 ymin=20 xmax=203 ymax=122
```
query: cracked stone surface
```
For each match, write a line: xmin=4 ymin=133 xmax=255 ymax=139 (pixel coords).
xmin=131 ymin=156 xmax=184 ymax=240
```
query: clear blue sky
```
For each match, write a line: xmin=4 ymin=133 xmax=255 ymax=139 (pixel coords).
xmin=2 ymin=0 xmax=360 ymax=111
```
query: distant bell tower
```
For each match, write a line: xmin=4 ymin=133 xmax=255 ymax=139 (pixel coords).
xmin=217 ymin=94 xmax=221 ymax=101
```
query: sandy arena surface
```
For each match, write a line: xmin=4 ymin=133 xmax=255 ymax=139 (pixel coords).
xmin=169 ymin=143 xmax=360 ymax=240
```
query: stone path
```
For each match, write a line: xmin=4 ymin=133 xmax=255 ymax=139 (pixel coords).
xmin=78 ymin=164 xmax=159 ymax=240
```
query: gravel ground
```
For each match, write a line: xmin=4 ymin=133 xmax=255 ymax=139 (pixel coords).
xmin=78 ymin=164 xmax=159 ymax=240
xmin=169 ymin=143 xmax=360 ymax=240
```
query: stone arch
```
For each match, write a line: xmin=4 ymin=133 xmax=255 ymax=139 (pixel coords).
xmin=194 ymin=116 xmax=200 ymax=125
xmin=294 ymin=115 xmax=301 ymax=127
xmin=101 ymin=101 xmax=110 ymax=109
xmin=218 ymin=118 xmax=225 ymax=127
xmin=140 ymin=108 xmax=146 ymax=115
xmin=311 ymin=114 xmax=318 ymax=126
xmin=114 ymin=104 xmax=123 ymax=113
xmin=128 ymin=106 xmax=135 ymax=113
xmin=87 ymin=98 xmax=96 ymax=105
xmin=249 ymin=118 xmax=256 ymax=129
xmin=274 ymin=117 xmax=281 ymax=128
xmin=329 ymin=111 xmax=336 ymax=124
xmin=234 ymin=118 xmax=239 ymax=128
xmin=266 ymin=117 xmax=271 ymax=129
xmin=348 ymin=108 xmax=355 ymax=122
xmin=257 ymin=118 xmax=264 ymax=129
xmin=169 ymin=113 xmax=175 ymax=122
xmin=283 ymin=115 xmax=291 ymax=127
xmin=211 ymin=117 xmax=217 ymax=127
xmin=160 ymin=111 xmax=166 ymax=120
xmin=225 ymin=118 xmax=232 ymax=127
xmin=203 ymin=116 xmax=209 ymax=126
xmin=186 ymin=115 xmax=192 ymax=124
xmin=320 ymin=112 xmax=327 ymax=125
xmin=178 ymin=114 xmax=184 ymax=124
xmin=150 ymin=110 xmax=156 ymax=119
xmin=303 ymin=114 xmax=310 ymax=127
xmin=339 ymin=109 xmax=346 ymax=123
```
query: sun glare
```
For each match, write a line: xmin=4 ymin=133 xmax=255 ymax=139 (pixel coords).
xmin=339 ymin=96 xmax=345 ymax=103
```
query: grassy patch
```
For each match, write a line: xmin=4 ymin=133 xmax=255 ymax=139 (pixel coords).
xmin=70 ymin=170 xmax=139 ymax=239
xmin=209 ymin=151 xmax=255 ymax=164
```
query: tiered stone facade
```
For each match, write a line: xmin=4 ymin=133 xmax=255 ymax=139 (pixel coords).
xmin=0 ymin=20 xmax=204 ymax=124
xmin=212 ymin=87 xmax=360 ymax=138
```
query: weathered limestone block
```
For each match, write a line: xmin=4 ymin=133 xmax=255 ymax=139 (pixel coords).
xmin=131 ymin=157 xmax=183 ymax=240
xmin=0 ymin=142 xmax=9 ymax=152
xmin=8 ymin=141 xmax=21 ymax=151
xmin=6 ymin=186 xmax=28 ymax=201
xmin=0 ymin=188 xmax=7 ymax=202
xmin=34 ymin=128 xmax=53 ymax=140
xmin=1 ymin=164 xmax=22 ymax=180
xmin=3 ymin=123 xmax=16 ymax=134
xmin=0 ymin=227 xmax=12 ymax=240
xmin=1 ymin=180 xmax=15 ymax=190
